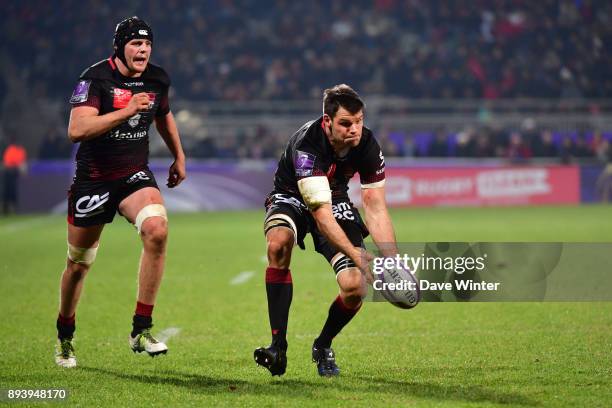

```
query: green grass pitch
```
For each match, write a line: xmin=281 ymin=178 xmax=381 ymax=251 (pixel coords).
xmin=0 ymin=205 xmax=611 ymax=407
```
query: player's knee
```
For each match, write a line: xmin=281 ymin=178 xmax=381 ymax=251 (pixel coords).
xmin=333 ymin=255 xmax=366 ymax=297
xmin=267 ymin=239 xmax=292 ymax=263
xmin=135 ymin=204 xmax=167 ymax=235
xmin=66 ymin=259 xmax=91 ymax=281
xmin=338 ymin=268 xmax=366 ymax=299
xmin=266 ymin=230 xmax=293 ymax=262
xmin=67 ymin=243 xmax=98 ymax=274
xmin=140 ymin=217 xmax=168 ymax=250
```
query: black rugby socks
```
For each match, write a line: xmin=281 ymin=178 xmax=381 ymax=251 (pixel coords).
xmin=314 ymin=295 xmax=362 ymax=349
xmin=131 ymin=301 xmax=154 ymax=337
xmin=57 ymin=313 xmax=76 ymax=340
xmin=265 ymin=267 xmax=292 ymax=350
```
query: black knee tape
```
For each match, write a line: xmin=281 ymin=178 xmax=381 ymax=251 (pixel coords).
xmin=264 ymin=218 xmax=293 ymax=235
xmin=331 ymin=253 xmax=356 ymax=275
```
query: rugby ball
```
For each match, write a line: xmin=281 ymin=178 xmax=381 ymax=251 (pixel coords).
xmin=375 ymin=266 xmax=420 ymax=309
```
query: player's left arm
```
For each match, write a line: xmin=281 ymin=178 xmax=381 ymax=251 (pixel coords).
xmin=154 ymin=111 xmax=186 ymax=188
xmin=359 ymin=132 xmax=397 ymax=257
xmin=362 ymin=186 xmax=398 ymax=257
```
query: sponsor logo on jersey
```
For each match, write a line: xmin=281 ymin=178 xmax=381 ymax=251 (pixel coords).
xmin=295 ymin=150 xmax=316 ymax=177
xmin=124 ymin=82 xmax=144 ymax=86
xmin=128 ymin=113 xmax=141 ymax=128
xmin=75 ymin=192 xmax=109 ymax=218
xmin=112 ymin=88 xmax=133 ymax=109
xmin=70 ymin=80 xmax=91 ymax=104
xmin=127 ymin=171 xmax=151 ymax=184
xmin=110 ymin=129 xmax=147 ymax=140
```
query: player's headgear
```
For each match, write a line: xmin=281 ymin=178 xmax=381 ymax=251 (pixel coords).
xmin=113 ymin=16 xmax=153 ymax=67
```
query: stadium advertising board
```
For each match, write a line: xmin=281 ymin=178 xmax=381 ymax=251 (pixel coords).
xmin=350 ymin=165 xmax=580 ymax=207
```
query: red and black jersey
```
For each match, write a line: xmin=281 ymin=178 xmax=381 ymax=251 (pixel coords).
xmin=69 ymin=57 xmax=170 ymax=181
xmin=273 ymin=117 xmax=386 ymax=202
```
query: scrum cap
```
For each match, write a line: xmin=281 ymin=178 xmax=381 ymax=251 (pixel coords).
xmin=113 ymin=16 xmax=153 ymax=66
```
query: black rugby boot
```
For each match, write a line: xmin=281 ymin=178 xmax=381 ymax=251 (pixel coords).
xmin=312 ymin=342 xmax=340 ymax=377
xmin=254 ymin=344 xmax=287 ymax=376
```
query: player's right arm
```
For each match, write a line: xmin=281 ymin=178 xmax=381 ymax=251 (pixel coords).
xmin=310 ymin=203 xmax=371 ymax=269
xmin=299 ymin=176 xmax=372 ymax=275
xmin=67 ymin=93 xmax=150 ymax=143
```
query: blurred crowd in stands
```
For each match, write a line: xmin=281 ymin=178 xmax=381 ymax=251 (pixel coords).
xmin=1 ymin=0 xmax=611 ymax=162
xmin=14 ymin=121 xmax=612 ymax=162
xmin=188 ymin=125 xmax=612 ymax=163
xmin=2 ymin=0 xmax=611 ymax=101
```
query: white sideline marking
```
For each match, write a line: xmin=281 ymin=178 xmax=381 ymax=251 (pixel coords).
xmin=157 ymin=327 xmax=181 ymax=343
xmin=230 ymin=271 xmax=255 ymax=285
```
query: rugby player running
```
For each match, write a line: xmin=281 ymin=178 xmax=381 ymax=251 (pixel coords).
xmin=255 ymin=84 xmax=398 ymax=377
xmin=55 ymin=17 xmax=185 ymax=368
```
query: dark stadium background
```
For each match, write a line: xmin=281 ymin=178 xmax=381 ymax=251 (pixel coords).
xmin=0 ymin=1 xmax=610 ymax=212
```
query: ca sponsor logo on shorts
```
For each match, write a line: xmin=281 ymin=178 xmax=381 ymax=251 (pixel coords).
xmin=75 ymin=193 xmax=109 ymax=218
xmin=332 ymin=202 xmax=355 ymax=220
xmin=127 ymin=171 xmax=151 ymax=184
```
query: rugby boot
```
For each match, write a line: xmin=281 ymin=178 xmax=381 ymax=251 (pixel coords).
xmin=129 ymin=328 xmax=168 ymax=357
xmin=55 ymin=337 xmax=77 ymax=368
xmin=312 ymin=343 xmax=340 ymax=377
xmin=254 ymin=345 xmax=287 ymax=376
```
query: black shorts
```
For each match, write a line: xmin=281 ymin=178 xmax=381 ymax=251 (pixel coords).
xmin=67 ymin=168 xmax=159 ymax=227
xmin=264 ymin=191 xmax=369 ymax=270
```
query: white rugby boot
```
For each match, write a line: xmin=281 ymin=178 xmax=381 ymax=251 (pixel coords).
xmin=129 ymin=328 xmax=168 ymax=357
xmin=55 ymin=337 xmax=77 ymax=368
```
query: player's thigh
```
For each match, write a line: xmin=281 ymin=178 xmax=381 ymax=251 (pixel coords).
xmin=264 ymin=193 xmax=309 ymax=250
xmin=67 ymin=223 xmax=104 ymax=248
xmin=118 ymin=187 xmax=164 ymax=224
xmin=264 ymin=212 xmax=300 ymax=263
